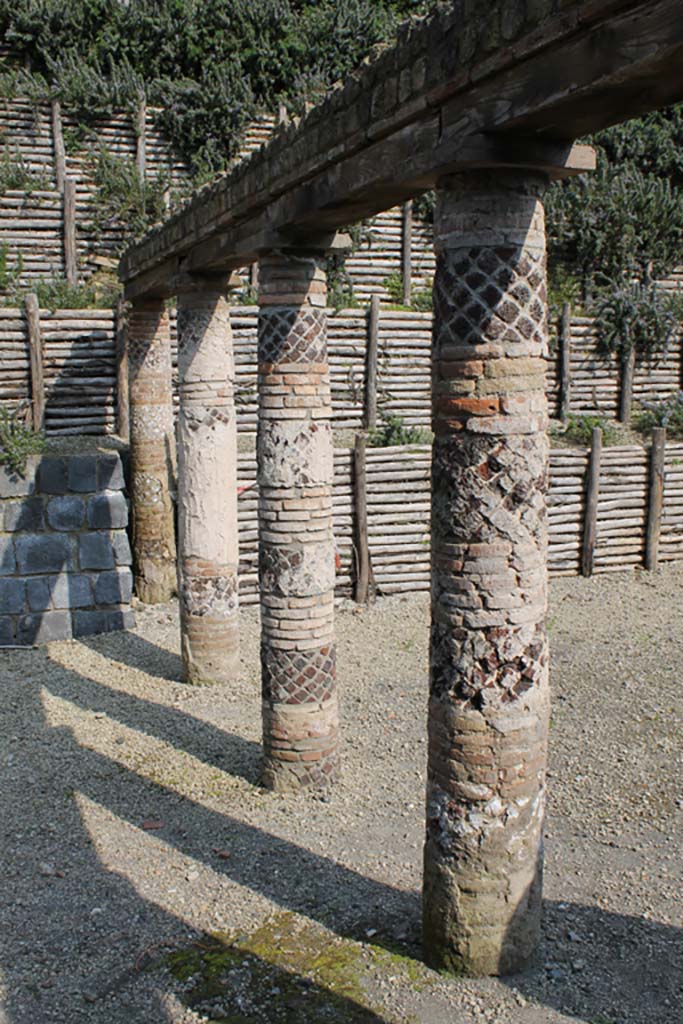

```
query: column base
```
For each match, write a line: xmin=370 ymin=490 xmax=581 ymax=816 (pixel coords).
xmin=181 ymin=614 xmax=239 ymax=685
xmin=261 ymin=697 xmax=339 ymax=792
xmin=134 ymin=559 xmax=176 ymax=605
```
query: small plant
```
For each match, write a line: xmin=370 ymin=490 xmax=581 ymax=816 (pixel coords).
xmin=634 ymin=392 xmax=683 ymax=438
xmin=413 ymin=189 xmax=435 ymax=223
xmin=0 ymin=404 xmax=45 ymax=475
xmin=0 ymin=243 xmax=23 ymax=295
xmin=326 ymin=253 xmax=357 ymax=311
xmin=548 ymin=263 xmax=582 ymax=319
xmin=411 ymin=281 xmax=433 ymax=312
xmin=0 ymin=146 xmax=47 ymax=195
xmin=88 ymin=147 xmax=169 ymax=245
xmin=551 ymin=414 xmax=618 ymax=447
xmin=384 ymin=271 xmax=405 ymax=305
xmin=367 ymin=413 xmax=431 ymax=447
xmin=29 ymin=273 xmax=121 ymax=311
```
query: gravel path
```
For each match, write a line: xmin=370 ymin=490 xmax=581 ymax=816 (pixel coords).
xmin=0 ymin=570 xmax=681 ymax=1023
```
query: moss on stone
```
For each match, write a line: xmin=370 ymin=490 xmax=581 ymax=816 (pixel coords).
xmin=162 ymin=912 xmax=435 ymax=1023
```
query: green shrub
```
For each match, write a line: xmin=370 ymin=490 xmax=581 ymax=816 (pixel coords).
xmin=367 ymin=413 xmax=431 ymax=447
xmin=411 ymin=281 xmax=432 ymax=312
xmin=89 ymin=147 xmax=169 ymax=246
xmin=591 ymin=282 xmax=683 ymax=359
xmin=28 ymin=273 xmax=121 ymax=311
xmin=634 ymin=392 xmax=683 ymax=438
xmin=0 ymin=243 xmax=23 ymax=294
xmin=0 ymin=146 xmax=47 ymax=194
xmin=383 ymin=272 xmax=432 ymax=311
xmin=384 ymin=272 xmax=404 ymax=305
xmin=0 ymin=403 xmax=44 ymax=475
xmin=551 ymin=415 xmax=618 ymax=447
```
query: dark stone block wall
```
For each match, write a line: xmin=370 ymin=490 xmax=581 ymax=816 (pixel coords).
xmin=0 ymin=452 xmax=134 ymax=645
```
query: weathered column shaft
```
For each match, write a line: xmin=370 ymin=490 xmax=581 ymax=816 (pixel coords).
xmin=128 ymin=300 xmax=176 ymax=604
xmin=423 ymin=171 xmax=550 ymax=976
xmin=257 ymin=251 xmax=338 ymax=791
xmin=177 ymin=286 xmax=239 ymax=684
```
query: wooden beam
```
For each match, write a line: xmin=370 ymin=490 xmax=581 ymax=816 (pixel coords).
xmin=24 ymin=293 xmax=45 ymax=432
xmin=120 ymin=0 xmax=683 ymax=295
xmin=121 ymin=131 xmax=593 ymax=290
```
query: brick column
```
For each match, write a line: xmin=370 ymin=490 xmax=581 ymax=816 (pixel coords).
xmin=423 ymin=171 xmax=550 ymax=975
xmin=128 ymin=299 xmax=176 ymax=604
xmin=177 ymin=282 xmax=239 ymax=684
xmin=257 ymin=250 xmax=338 ymax=791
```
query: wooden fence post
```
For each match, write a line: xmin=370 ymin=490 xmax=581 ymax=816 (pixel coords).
xmin=582 ymin=426 xmax=602 ymax=577
xmin=365 ymin=294 xmax=380 ymax=429
xmin=401 ymin=200 xmax=413 ymax=306
xmin=559 ymin=302 xmax=572 ymax=421
xmin=50 ymin=98 xmax=66 ymax=194
xmin=115 ymin=296 xmax=130 ymax=442
xmin=645 ymin=426 xmax=666 ymax=571
xmin=353 ymin=432 xmax=373 ymax=604
xmin=135 ymin=97 xmax=147 ymax=181
xmin=619 ymin=345 xmax=636 ymax=423
xmin=63 ymin=178 xmax=78 ymax=286
xmin=24 ymin=293 xmax=45 ymax=432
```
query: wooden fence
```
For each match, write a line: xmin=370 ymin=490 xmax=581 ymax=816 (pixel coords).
xmin=232 ymin=436 xmax=683 ymax=605
xmin=0 ymin=96 xmax=187 ymax=286
xmin=3 ymin=299 xmax=683 ymax=438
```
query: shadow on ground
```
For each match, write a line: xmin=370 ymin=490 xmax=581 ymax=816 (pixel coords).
xmin=0 ymin=624 xmax=681 ymax=1023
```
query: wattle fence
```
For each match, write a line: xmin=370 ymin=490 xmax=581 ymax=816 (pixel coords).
xmin=1 ymin=301 xmax=682 ymax=437
xmin=233 ymin=438 xmax=683 ymax=605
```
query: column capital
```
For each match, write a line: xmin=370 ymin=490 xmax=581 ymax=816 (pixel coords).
xmin=175 ymin=269 xmax=242 ymax=298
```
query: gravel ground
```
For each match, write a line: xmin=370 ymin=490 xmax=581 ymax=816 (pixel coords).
xmin=0 ymin=569 xmax=681 ymax=1024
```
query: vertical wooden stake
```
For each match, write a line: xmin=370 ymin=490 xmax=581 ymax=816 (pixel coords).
xmin=63 ymin=178 xmax=78 ymax=286
xmin=250 ymin=262 xmax=259 ymax=292
xmin=135 ymin=97 xmax=147 ymax=181
xmin=24 ymin=293 xmax=45 ymax=432
xmin=354 ymin=432 xmax=372 ymax=604
xmin=645 ymin=426 xmax=666 ymax=571
xmin=619 ymin=344 xmax=636 ymax=423
xmin=582 ymin=426 xmax=602 ymax=577
xmin=51 ymin=98 xmax=66 ymax=194
xmin=365 ymin=294 xmax=380 ymax=430
xmin=402 ymin=200 xmax=413 ymax=306
xmin=115 ymin=296 xmax=130 ymax=442
xmin=559 ymin=301 xmax=572 ymax=421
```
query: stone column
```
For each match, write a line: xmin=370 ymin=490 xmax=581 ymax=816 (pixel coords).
xmin=176 ymin=281 xmax=239 ymax=684
xmin=423 ymin=171 xmax=550 ymax=976
xmin=128 ymin=299 xmax=176 ymax=604
xmin=257 ymin=250 xmax=338 ymax=791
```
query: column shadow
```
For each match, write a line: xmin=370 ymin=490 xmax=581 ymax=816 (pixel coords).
xmin=0 ymin=659 xmax=403 ymax=1023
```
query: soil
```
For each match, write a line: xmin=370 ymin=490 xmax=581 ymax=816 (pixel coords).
xmin=0 ymin=569 xmax=681 ymax=1024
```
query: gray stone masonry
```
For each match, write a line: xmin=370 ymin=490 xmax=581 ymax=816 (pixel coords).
xmin=0 ymin=452 xmax=134 ymax=645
